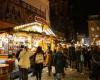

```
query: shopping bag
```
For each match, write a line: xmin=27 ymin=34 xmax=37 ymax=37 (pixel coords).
xmin=52 ymin=66 xmax=55 ymax=74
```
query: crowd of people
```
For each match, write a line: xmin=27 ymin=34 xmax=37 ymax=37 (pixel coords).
xmin=15 ymin=44 xmax=100 ymax=80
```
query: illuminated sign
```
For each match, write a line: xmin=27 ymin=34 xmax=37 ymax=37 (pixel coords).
xmin=35 ymin=16 xmax=48 ymax=25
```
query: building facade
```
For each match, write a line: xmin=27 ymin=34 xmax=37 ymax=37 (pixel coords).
xmin=22 ymin=0 xmax=50 ymax=25
xmin=88 ymin=15 xmax=100 ymax=45
xmin=0 ymin=0 xmax=48 ymax=30
xmin=49 ymin=0 xmax=75 ymax=42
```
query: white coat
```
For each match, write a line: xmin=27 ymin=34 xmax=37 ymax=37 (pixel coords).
xmin=18 ymin=49 xmax=33 ymax=69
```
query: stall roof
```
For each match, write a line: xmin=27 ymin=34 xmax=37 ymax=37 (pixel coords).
xmin=14 ymin=22 xmax=56 ymax=36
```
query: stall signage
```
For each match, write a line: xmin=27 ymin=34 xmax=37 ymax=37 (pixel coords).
xmin=35 ymin=16 xmax=48 ymax=25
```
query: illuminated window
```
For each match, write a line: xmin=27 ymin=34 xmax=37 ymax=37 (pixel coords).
xmin=97 ymin=27 xmax=100 ymax=30
xmin=91 ymin=27 xmax=95 ymax=31
xmin=95 ymin=35 xmax=99 ymax=38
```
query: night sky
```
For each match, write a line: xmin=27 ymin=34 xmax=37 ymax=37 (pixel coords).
xmin=69 ymin=0 xmax=100 ymax=36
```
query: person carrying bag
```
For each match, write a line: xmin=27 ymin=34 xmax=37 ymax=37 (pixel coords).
xmin=34 ymin=46 xmax=45 ymax=80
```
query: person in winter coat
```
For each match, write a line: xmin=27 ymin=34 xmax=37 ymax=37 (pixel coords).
xmin=45 ymin=46 xmax=53 ymax=76
xmin=53 ymin=45 xmax=65 ymax=80
xmin=68 ymin=45 xmax=76 ymax=68
xmin=18 ymin=46 xmax=32 ymax=80
xmin=76 ymin=46 xmax=81 ymax=72
xmin=16 ymin=45 xmax=24 ymax=61
xmin=34 ymin=46 xmax=45 ymax=80
xmin=91 ymin=46 xmax=100 ymax=80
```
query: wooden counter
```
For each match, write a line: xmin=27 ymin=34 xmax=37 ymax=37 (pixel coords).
xmin=0 ymin=64 xmax=9 ymax=68
xmin=0 ymin=64 xmax=9 ymax=80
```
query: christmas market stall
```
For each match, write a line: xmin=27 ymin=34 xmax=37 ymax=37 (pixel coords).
xmin=0 ymin=16 xmax=56 ymax=79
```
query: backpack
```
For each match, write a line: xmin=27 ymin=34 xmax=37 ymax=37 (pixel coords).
xmin=35 ymin=53 xmax=44 ymax=64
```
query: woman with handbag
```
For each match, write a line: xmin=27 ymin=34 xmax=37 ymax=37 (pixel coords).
xmin=34 ymin=46 xmax=45 ymax=80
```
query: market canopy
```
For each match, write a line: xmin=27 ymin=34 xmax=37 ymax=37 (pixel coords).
xmin=14 ymin=22 xmax=56 ymax=36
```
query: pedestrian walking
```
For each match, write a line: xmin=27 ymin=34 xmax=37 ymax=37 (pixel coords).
xmin=45 ymin=46 xmax=53 ymax=76
xmin=91 ymin=46 xmax=100 ymax=80
xmin=15 ymin=45 xmax=25 ymax=79
xmin=69 ymin=44 xmax=76 ymax=69
xmin=18 ymin=46 xmax=32 ymax=80
xmin=34 ymin=46 xmax=45 ymax=80
xmin=53 ymin=45 xmax=65 ymax=80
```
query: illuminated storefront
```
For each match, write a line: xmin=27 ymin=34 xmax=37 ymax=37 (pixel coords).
xmin=0 ymin=17 xmax=56 ymax=55
xmin=14 ymin=20 xmax=56 ymax=51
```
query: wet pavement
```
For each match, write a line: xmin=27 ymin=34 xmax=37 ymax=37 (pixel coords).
xmin=15 ymin=67 xmax=89 ymax=80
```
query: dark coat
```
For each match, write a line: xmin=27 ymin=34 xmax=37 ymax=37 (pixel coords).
xmin=53 ymin=51 xmax=64 ymax=73
xmin=92 ymin=51 xmax=100 ymax=76
xmin=69 ymin=46 xmax=76 ymax=61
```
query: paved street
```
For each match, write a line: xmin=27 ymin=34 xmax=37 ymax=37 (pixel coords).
xmin=15 ymin=67 xmax=89 ymax=80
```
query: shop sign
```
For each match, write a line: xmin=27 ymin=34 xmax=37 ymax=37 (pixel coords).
xmin=35 ymin=16 xmax=48 ymax=25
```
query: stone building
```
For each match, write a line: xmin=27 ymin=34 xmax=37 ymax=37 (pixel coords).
xmin=22 ymin=0 xmax=50 ymax=25
xmin=88 ymin=15 xmax=100 ymax=45
xmin=0 ymin=0 xmax=48 ymax=31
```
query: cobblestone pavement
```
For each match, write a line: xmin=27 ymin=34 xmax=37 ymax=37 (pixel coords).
xmin=15 ymin=67 xmax=89 ymax=80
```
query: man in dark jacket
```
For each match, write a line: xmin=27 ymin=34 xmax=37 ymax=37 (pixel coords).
xmin=69 ymin=45 xmax=76 ymax=68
